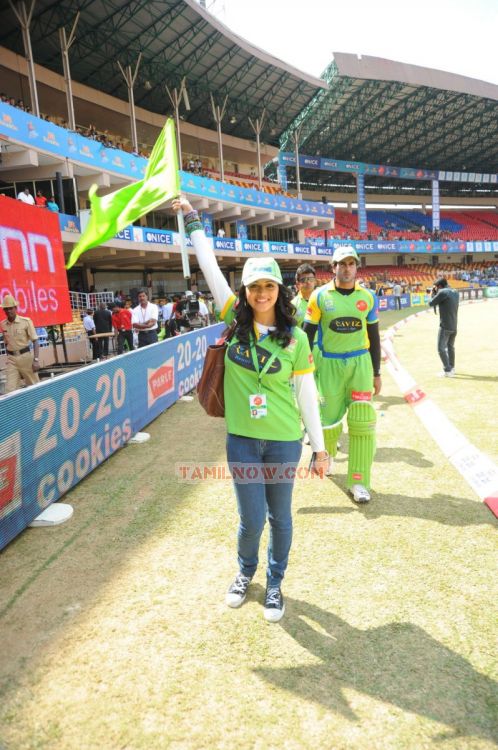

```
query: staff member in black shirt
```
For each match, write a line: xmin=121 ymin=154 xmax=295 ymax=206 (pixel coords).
xmin=429 ymin=278 xmax=459 ymax=377
xmin=93 ymin=302 xmax=113 ymax=359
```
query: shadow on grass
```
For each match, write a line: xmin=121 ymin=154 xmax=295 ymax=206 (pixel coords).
xmin=335 ymin=436 xmax=433 ymax=469
xmin=298 ymin=485 xmax=496 ymax=527
xmin=375 ymin=395 xmax=407 ymax=411
xmin=375 ymin=447 xmax=433 ymax=467
xmin=254 ymin=596 xmax=498 ymax=744
xmin=451 ymin=374 xmax=498 ymax=383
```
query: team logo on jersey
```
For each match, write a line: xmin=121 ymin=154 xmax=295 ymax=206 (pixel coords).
xmin=227 ymin=342 xmax=282 ymax=373
xmin=323 ymin=299 xmax=335 ymax=311
xmin=356 ymin=300 xmax=368 ymax=312
xmin=329 ymin=317 xmax=362 ymax=334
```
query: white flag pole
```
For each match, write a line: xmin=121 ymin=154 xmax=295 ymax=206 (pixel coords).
xmin=176 ymin=207 xmax=191 ymax=280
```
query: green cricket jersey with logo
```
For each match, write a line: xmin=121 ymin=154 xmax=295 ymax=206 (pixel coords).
xmin=220 ymin=295 xmax=314 ymax=441
xmin=291 ymin=292 xmax=308 ymax=327
xmin=305 ymin=280 xmax=378 ymax=354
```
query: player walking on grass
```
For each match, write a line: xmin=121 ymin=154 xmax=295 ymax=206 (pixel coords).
xmin=172 ymin=197 xmax=329 ymax=623
xmin=303 ymin=247 xmax=382 ymax=504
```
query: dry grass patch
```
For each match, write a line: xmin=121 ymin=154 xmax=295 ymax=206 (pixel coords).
xmin=0 ymin=303 xmax=497 ymax=750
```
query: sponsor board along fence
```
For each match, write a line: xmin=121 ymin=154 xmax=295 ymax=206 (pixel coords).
xmin=0 ymin=324 xmax=224 ymax=550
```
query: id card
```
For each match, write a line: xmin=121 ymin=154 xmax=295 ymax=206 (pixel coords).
xmin=249 ymin=393 xmax=267 ymax=419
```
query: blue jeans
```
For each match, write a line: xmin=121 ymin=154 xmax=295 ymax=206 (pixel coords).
xmin=437 ymin=328 xmax=457 ymax=372
xmin=226 ymin=434 xmax=303 ymax=587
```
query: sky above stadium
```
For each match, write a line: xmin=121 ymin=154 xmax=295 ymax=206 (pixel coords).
xmin=213 ymin=0 xmax=498 ymax=86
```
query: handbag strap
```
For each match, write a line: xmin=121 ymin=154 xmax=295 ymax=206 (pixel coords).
xmin=222 ymin=319 xmax=237 ymax=343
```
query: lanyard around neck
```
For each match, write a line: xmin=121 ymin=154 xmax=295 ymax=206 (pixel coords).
xmin=249 ymin=340 xmax=280 ymax=392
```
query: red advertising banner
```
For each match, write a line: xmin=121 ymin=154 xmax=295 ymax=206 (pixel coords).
xmin=0 ymin=196 xmax=72 ymax=325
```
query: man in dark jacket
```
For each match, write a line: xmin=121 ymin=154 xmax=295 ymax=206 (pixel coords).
xmin=429 ymin=278 xmax=459 ymax=377
xmin=93 ymin=302 xmax=113 ymax=358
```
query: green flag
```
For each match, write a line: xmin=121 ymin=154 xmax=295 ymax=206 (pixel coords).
xmin=66 ymin=118 xmax=180 ymax=269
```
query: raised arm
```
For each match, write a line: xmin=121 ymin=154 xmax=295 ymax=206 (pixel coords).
xmin=172 ymin=197 xmax=234 ymax=314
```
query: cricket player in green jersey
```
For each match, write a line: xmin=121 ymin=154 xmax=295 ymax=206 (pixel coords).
xmin=303 ymin=246 xmax=382 ymax=504
xmin=291 ymin=263 xmax=318 ymax=327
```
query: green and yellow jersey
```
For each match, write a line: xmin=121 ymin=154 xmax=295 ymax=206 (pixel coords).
xmin=305 ymin=281 xmax=378 ymax=357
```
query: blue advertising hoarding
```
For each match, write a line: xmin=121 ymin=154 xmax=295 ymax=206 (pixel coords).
xmin=0 ymin=325 xmax=223 ymax=551
xmin=62 ymin=214 xmax=497 ymax=258
xmin=0 ymin=104 xmax=333 ymax=223
xmin=180 ymin=171 xmax=334 ymax=220
xmin=279 ymin=150 xmax=498 ymax=184
xmin=0 ymin=102 xmax=146 ymax=180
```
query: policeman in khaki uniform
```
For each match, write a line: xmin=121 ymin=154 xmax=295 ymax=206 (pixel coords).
xmin=1 ymin=294 xmax=40 ymax=393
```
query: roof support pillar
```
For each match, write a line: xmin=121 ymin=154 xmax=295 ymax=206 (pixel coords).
xmin=210 ymin=94 xmax=228 ymax=182
xmin=165 ymin=78 xmax=190 ymax=165
xmin=58 ymin=12 xmax=80 ymax=131
xmin=117 ymin=54 xmax=142 ymax=154
xmin=248 ymin=109 xmax=266 ymax=190
xmin=8 ymin=0 xmax=39 ymax=116
xmin=293 ymin=126 xmax=302 ymax=199
xmin=432 ymin=180 xmax=440 ymax=231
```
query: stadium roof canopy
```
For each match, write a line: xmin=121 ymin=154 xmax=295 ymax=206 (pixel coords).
xmin=0 ymin=0 xmax=326 ymax=145
xmin=276 ymin=53 xmax=498 ymax=193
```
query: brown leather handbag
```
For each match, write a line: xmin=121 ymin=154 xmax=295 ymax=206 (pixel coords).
xmin=197 ymin=322 xmax=237 ymax=417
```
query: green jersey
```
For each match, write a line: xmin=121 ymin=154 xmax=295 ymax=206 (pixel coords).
xmin=305 ymin=281 xmax=378 ymax=355
xmin=220 ymin=297 xmax=314 ymax=441
xmin=291 ymin=292 xmax=308 ymax=328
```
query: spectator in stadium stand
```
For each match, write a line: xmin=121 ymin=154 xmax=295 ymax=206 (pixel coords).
xmin=1 ymin=294 xmax=40 ymax=393
xmin=17 ymin=186 xmax=35 ymax=205
xmin=46 ymin=196 xmax=59 ymax=212
xmin=429 ymin=278 xmax=459 ymax=378
xmin=291 ymin=263 xmax=318 ymax=327
xmin=172 ymin=196 xmax=329 ymax=623
xmin=393 ymin=282 xmax=403 ymax=310
xmin=35 ymin=190 xmax=47 ymax=208
xmin=112 ymin=302 xmax=134 ymax=354
xmin=93 ymin=302 xmax=113 ymax=359
xmin=303 ymin=246 xmax=382 ymax=505
xmin=132 ymin=289 xmax=159 ymax=347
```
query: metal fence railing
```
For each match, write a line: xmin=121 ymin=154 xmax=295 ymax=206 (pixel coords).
xmin=69 ymin=291 xmax=114 ymax=311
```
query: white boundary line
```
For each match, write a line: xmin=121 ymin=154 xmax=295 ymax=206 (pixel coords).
xmin=381 ymin=300 xmax=498 ymax=519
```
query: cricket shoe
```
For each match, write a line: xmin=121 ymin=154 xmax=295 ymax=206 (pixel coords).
xmin=350 ymin=484 xmax=371 ymax=504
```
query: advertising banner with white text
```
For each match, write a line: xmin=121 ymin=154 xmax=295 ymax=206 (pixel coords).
xmin=0 ymin=196 xmax=72 ymax=325
xmin=0 ymin=324 xmax=224 ymax=550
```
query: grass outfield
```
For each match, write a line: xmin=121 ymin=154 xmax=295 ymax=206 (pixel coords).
xmin=0 ymin=302 xmax=497 ymax=750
